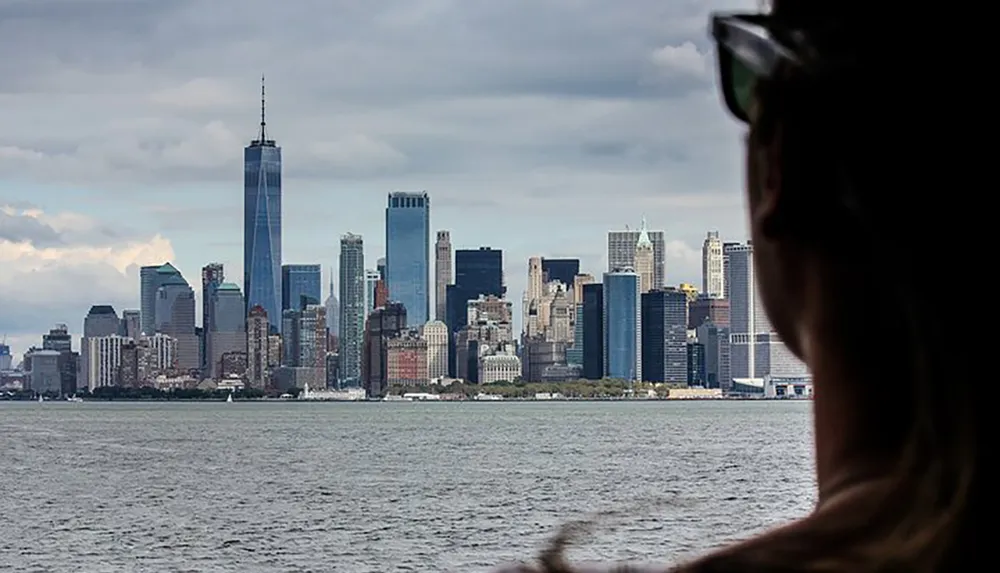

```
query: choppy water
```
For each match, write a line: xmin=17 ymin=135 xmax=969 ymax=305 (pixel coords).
xmin=0 ymin=400 xmax=815 ymax=572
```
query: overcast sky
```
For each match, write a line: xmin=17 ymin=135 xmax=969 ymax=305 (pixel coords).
xmin=0 ymin=0 xmax=753 ymax=359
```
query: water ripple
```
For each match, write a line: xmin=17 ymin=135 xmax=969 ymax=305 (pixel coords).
xmin=0 ymin=400 xmax=815 ymax=572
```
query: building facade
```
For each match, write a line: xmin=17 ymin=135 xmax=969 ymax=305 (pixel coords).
xmin=385 ymin=191 xmax=430 ymax=325
xmin=603 ymin=269 xmax=641 ymax=382
xmin=434 ymin=230 xmax=452 ymax=322
xmin=607 ymin=223 xmax=666 ymax=289
xmin=641 ymin=287 xmax=689 ymax=384
xmin=281 ymin=264 xmax=322 ymax=312
xmin=702 ymin=231 xmax=725 ymax=298
xmin=339 ymin=233 xmax=365 ymax=385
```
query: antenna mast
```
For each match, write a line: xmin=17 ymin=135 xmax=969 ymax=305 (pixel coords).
xmin=259 ymin=74 xmax=267 ymax=141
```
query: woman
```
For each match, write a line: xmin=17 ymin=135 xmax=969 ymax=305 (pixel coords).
xmin=499 ymin=1 xmax=981 ymax=571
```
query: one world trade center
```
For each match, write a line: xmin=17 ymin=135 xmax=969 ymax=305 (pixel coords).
xmin=243 ymin=76 xmax=282 ymax=331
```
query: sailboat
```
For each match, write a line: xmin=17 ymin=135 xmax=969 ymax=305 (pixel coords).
xmin=37 ymin=394 xmax=44 ymax=403
xmin=226 ymin=391 xmax=234 ymax=403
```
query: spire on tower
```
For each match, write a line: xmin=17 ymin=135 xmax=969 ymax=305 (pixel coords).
xmin=259 ymin=74 xmax=267 ymax=142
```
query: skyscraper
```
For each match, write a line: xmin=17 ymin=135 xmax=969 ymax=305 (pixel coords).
xmin=641 ymin=287 xmax=689 ymax=383
xmin=725 ymin=242 xmax=807 ymax=383
xmin=208 ymin=283 xmax=246 ymax=379
xmin=607 ymin=221 xmax=666 ymax=288
xmin=281 ymin=264 xmax=321 ymax=311
xmin=603 ymin=269 xmax=641 ymax=382
xmin=702 ymin=231 xmax=724 ymax=298
xmin=385 ymin=191 xmax=430 ymax=325
xmin=201 ymin=263 xmax=224 ymax=374
xmin=634 ymin=219 xmax=655 ymax=293
xmin=339 ymin=233 xmax=365 ymax=385
xmin=140 ymin=262 xmax=182 ymax=335
xmin=435 ymin=230 xmax=452 ymax=322
xmin=243 ymin=76 xmax=282 ymax=331
xmin=446 ymin=247 xmax=504 ymax=333
xmin=155 ymin=272 xmax=199 ymax=371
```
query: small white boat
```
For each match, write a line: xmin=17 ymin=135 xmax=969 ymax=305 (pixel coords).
xmin=37 ymin=395 xmax=43 ymax=403
xmin=66 ymin=395 xmax=83 ymax=403
xmin=226 ymin=393 xmax=234 ymax=403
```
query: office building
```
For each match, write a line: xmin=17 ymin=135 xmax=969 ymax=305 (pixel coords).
xmin=243 ymin=77 xmax=282 ymax=329
xmin=603 ymin=269 xmax=641 ymax=382
xmin=435 ymin=230 xmax=452 ymax=322
xmin=281 ymin=264 xmax=321 ymax=311
xmin=607 ymin=221 xmax=666 ymax=289
xmin=385 ymin=191 xmax=430 ymax=325
xmin=641 ymin=287 xmax=689 ymax=384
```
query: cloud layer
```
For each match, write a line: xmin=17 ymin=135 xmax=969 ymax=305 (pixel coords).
xmin=0 ymin=0 xmax=754 ymax=358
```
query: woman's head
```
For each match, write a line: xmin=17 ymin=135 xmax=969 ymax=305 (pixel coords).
xmin=708 ymin=1 xmax=981 ymax=570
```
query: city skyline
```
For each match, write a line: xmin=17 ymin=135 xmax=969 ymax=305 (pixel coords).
xmin=0 ymin=0 xmax=754 ymax=357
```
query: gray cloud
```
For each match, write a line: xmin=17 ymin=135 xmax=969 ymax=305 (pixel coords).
xmin=0 ymin=0 xmax=756 ymax=351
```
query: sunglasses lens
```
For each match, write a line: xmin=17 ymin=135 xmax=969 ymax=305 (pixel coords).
xmin=729 ymin=57 xmax=756 ymax=120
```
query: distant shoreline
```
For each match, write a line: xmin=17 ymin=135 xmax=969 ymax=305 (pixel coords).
xmin=3 ymin=396 xmax=810 ymax=403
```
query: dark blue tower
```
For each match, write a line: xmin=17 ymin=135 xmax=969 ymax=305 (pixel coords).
xmin=243 ymin=76 xmax=282 ymax=331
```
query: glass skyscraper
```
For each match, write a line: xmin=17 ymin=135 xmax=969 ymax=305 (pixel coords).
xmin=385 ymin=192 xmax=430 ymax=326
xmin=243 ymin=80 xmax=282 ymax=331
xmin=603 ymin=269 xmax=641 ymax=382
xmin=281 ymin=264 xmax=321 ymax=311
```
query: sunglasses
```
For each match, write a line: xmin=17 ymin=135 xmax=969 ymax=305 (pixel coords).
xmin=710 ymin=13 xmax=804 ymax=123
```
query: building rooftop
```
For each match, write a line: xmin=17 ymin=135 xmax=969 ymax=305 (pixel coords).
xmin=157 ymin=262 xmax=181 ymax=275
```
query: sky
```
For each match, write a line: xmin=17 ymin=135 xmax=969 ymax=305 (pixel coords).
xmin=0 ymin=0 xmax=754 ymax=361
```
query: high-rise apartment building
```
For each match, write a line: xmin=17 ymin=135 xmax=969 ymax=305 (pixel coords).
xmin=607 ymin=221 xmax=666 ymax=289
xmin=281 ymin=264 xmax=321 ymax=311
xmin=79 ymin=305 xmax=121 ymax=390
xmin=339 ymin=233 xmax=365 ymax=385
xmin=435 ymin=230 xmax=452 ymax=322
xmin=641 ymin=287 xmax=689 ymax=383
xmin=603 ymin=269 xmax=641 ymax=382
xmin=725 ymin=242 xmax=807 ymax=384
xmin=243 ymin=78 xmax=282 ymax=329
xmin=702 ymin=231 xmax=725 ymax=298
xmin=385 ymin=191 xmax=430 ymax=325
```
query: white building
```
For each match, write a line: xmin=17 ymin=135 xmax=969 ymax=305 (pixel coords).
xmin=84 ymin=335 xmax=128 ymax=390
xmin=702 ymin=231 xmax=725 ymax=298
xmin=480 ymin=354 xmax=521 ymax=384
xmin=421 ymin=320 xmax=449 ymax=380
